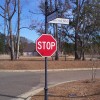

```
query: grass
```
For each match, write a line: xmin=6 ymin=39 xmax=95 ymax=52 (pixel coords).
xmin=0 ymin=57 xmax=99 ymax=70
xmin=0 ymin=56 xmax=100 ymax=99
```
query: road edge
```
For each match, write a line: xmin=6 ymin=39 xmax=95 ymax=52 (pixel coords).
xmin=11 ymin=80 xmax=77 ymax=100
xmin=0 ymin=68 xmax=100 ymax=72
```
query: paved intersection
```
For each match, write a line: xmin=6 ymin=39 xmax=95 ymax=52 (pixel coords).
xmin=0 ymin=69 xmax=100 ymax=100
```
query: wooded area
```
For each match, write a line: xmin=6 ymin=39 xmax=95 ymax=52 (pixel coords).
xmin=0 ymin=0 xmax=100 ymax=60
xmin=31 ymin=0 xmax=100 ymax=60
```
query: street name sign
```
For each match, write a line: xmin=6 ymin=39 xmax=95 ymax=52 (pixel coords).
xmin=36 ymin=34 xmax=57 ymax=57
xmin=48 ymin=18 xmax=69 ymax=24
xmin=47 ymin=11 xmax=57 ymax=23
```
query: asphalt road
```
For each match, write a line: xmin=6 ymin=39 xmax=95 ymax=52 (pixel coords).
xmin=0 ymin=69 xmax=100 ymax=100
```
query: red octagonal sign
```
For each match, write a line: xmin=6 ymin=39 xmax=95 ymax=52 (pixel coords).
xmin=36 ymin=34 xmax=57 ymax=57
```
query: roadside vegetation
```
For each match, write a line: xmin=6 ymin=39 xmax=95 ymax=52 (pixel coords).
xmin=31 ymin=79 xmax=100 ymax=100
xmin=0 ymin=0 xmax=99 ymax=61
xmin=0 ymin=1 xmax=100 ymax=100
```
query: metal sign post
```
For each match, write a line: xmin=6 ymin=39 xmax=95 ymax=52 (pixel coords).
xmin=44 ymin=0 xmax=48 ymax=94
xmin=44 ymin=57 xmax=48 ymax=100
xmin=36 ymin=35 xmax=57 ymax=100
xmin=36 ymin=34 xmax=57 ymax=100
xmin=43 ymin=0 xmax=69 ymax=100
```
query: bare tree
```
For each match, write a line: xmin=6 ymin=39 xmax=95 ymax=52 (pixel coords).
xmin=3 ymin=1 xmax=7 ymax=54
xmin=16 ymin=0 xmax=20 ymax=59
xmin=0 ymin=0 xmax=17 ymax=60
xmin=7 ymin=0 xmax=16 ymax=60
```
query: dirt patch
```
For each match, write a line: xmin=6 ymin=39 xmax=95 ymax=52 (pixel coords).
xmin=31 ymin=79 xmax=100 ymax=100
xmin=0 ymin=57 xmax=99 ymax=70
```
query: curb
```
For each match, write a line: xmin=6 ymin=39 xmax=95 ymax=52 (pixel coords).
xmin=0 ymin=68 xmax=100 ymax=72
xmin=11 ymin=80 xmax=77 ymax=100
xmin=6 ymin=68 xmax=100 ymax=100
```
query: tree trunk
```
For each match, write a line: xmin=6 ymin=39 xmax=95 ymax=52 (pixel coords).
xmin=16 ymin=0 xmax=20 ymax=60
xmin=7 ymin=0 xmax=15 ymax=60
xmin=75 ymin=0 xmax=80 ymax=60
xmin=82 ymin=50 xmax=85 ymax=60
xmin=54 ymin=24 xmax=59 ymax=60
xmin=9 ymin=20 xmax=15 ymax=60
xmin=4 ymin=1 xmax=7 ymax=54
xmin=50 ymin=0 xmax=52 ymax=12
xmin=55 ymin=0 xmax=59 ymax=60
xmin=75 ymin=32 xmax=79 ymax=60
xmin=79 ymin=40 xmax=83 ymax=60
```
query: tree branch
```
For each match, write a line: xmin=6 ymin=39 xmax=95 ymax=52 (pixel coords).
xmin=9 ymin=0 xmax=16 ymax=20
xmin=29 ymin=10 xmax=43 ymax=15
xmin=0 ymin=13 xmax=8 ymax=20
xmin=0 ymin=5 xmax=5 ymax=11
xmin=19 ymin=27 xmax=33 ymax=30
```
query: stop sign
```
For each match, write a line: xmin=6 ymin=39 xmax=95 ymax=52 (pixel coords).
xmin=36 ymin=34 xmax=57 ymax=57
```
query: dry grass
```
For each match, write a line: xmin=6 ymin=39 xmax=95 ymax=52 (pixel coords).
xmin=0 ymin=56 xmax=100 ymax=100
xmin=31 ymin=79 xmax=100 ymax=100
xmin=0 ymin=56 xmax=99 ymax=70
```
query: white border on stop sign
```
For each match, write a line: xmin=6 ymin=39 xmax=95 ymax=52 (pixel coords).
xmin=36 ymin=34 xmax=57 ymax=57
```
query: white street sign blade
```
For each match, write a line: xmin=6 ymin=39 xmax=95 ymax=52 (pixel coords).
xmin=49 ymin=18 xmax=69 ymax=24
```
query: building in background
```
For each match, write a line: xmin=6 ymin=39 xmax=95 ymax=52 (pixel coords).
xmin=23 ymin=43 xmax=38 ymax=56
